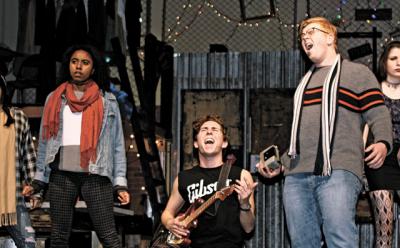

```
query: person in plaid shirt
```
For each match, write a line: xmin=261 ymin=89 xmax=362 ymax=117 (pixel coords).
xmin=0 ymin=71 xmax=38 ymax=247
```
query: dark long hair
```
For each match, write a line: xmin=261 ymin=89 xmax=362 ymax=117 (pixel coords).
xmin=377 ymin=41 xmax=400 ymax=82
xmin=0 ymin=75 xmax=14 ymax=126
xmin=59 ymin=44 xmax=109 ymax=91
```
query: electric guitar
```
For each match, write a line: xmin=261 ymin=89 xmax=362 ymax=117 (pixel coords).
xmin=166 ymin=185 xmax=235 ymax=247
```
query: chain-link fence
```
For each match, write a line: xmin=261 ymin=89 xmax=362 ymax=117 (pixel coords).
xmin=163 ymin=0 xmax=297 ymax=52
xmin=161 ymin=0 xmax=400 ymax=70
xmin=311 ymin=0 xmax=400 ymax=69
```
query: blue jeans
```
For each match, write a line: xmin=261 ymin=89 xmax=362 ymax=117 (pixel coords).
xmin=283 ymin=170 xmax=362 ymax=248
xmin=5 ymin=205 xmax=36 ymax=248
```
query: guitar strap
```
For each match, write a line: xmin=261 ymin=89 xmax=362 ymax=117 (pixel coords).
xmin=214 ymin=159 xmax=232 ymax=212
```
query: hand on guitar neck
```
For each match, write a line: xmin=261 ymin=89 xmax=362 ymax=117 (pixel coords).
xmin=165 ymin=185 xmax=235 ymax=247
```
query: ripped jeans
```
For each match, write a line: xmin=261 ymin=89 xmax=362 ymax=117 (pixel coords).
xmin=5 ymin=205 xmax=36 ymax=248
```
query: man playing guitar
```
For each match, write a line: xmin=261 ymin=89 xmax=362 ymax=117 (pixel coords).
xmin=161 ymin=114 xmax=257 ymax=248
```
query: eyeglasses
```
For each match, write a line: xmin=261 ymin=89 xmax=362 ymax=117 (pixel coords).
xmin=299 ymin=27 xmax=329 ymax=41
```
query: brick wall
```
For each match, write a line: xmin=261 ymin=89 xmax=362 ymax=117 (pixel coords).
xmin=123 ymin=121 xmax=148 ymax=216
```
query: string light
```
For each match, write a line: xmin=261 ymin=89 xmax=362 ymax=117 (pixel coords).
xmin=166 ymin=3 xmax=205 ymax=42
xmin=128 ymin=133 xmax=135 ymax=150
xmin=165 ymin=0 xmax=195 ymax=41
xmin=331 ymin=0 xmax=346 ymax=28
xmin=165 ymin=0 xmax=400 ymax=45
xmin=165 ymin=0 xmax=300 ymax=43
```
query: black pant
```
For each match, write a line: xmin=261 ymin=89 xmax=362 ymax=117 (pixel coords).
xmin=48 ymin=170 xmax=120 ymax=248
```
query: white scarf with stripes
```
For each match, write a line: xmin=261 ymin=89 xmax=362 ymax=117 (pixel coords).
xmin=288 ymin=55 xmax=341 ymax=176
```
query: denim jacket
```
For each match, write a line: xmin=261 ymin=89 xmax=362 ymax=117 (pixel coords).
xmin=34 ymin=91 xmax=128 ymax=187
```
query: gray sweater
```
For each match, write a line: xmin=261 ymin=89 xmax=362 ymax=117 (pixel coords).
xmin=285 ymin=59 xmax=393 ymax=180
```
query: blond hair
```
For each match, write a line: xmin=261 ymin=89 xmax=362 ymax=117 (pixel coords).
xmin=299 ymin=17 xmax=338 ymax=51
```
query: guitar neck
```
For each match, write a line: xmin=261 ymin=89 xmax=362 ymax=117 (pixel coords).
xmin=184 ymin=194 xmax=218 ymax=225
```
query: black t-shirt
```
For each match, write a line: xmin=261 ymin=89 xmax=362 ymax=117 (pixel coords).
xmin=178 ymin=164 xmax=244 ymax=248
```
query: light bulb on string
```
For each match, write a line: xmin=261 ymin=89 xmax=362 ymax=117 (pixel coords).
xmin=166 ymin=0 xmax=302 ymax=43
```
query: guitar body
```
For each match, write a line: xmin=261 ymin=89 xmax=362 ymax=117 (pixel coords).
xmin=166 ymin=185 xmax=234 ymax=247
xmin=166 ymin=198 xmax=204 ymax=247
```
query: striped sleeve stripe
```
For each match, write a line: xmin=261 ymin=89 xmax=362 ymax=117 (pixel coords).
xmin=303 ymin=86 xmax=322 ymax=106
xmin=338 ymin=99 xmax=384 ymax=112
xmin=302 ymin=86 xmax=385 ymax=112
xmin=339 ymin=88 xmax=383 ymax=100
xmin=305 ymin=88 xmax=323 ymax=94
xmin=338 ymin=88 xmax=384 ymax=112
xmin=304 ymin=99 xmax=322 ymax=105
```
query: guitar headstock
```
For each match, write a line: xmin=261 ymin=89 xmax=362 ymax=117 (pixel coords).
xmin=215 ymin=185 xmax=235 ymax=201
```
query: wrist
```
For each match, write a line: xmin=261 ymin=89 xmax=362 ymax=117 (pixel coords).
xmin=377 ymin=140 xmax=390 ymax=153
xmin=114 ymin=185 xmax=128 ymax=193
xmin=239 ymin=202 xmax=251 ymax=211
xmin=166 ymin=218 xmax=175 ymax=230
xmin=32 ymin=180 xmax=47 ymax=195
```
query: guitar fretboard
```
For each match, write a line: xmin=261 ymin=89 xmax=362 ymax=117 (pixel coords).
xmin=183 ymin=186 xmax=233 ymax=226
xmin=184 ymin=195 xmax=216 ymax=225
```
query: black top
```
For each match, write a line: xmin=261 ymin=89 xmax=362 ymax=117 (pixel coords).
xmin=178 ymin=164 xmax=244 ymax=248
xmin=365 ymin=95 xmax=400 ymax=190
xmin=384 ymin=95 xmax=400 ymax=143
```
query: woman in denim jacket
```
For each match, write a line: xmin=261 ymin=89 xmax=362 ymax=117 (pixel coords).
xmin=25 ymin=44 xmax=130 ymax=248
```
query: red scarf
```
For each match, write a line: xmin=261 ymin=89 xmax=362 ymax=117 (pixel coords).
xmin=42 ymin=81 xmax=103 ymax=168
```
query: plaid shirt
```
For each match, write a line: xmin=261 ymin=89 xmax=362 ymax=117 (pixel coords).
xmin=10 ymin=108 xmax=37 ymax=204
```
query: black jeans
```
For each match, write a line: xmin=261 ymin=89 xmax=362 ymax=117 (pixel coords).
xmin=48 ymin=170 xmax=120 ymax=248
